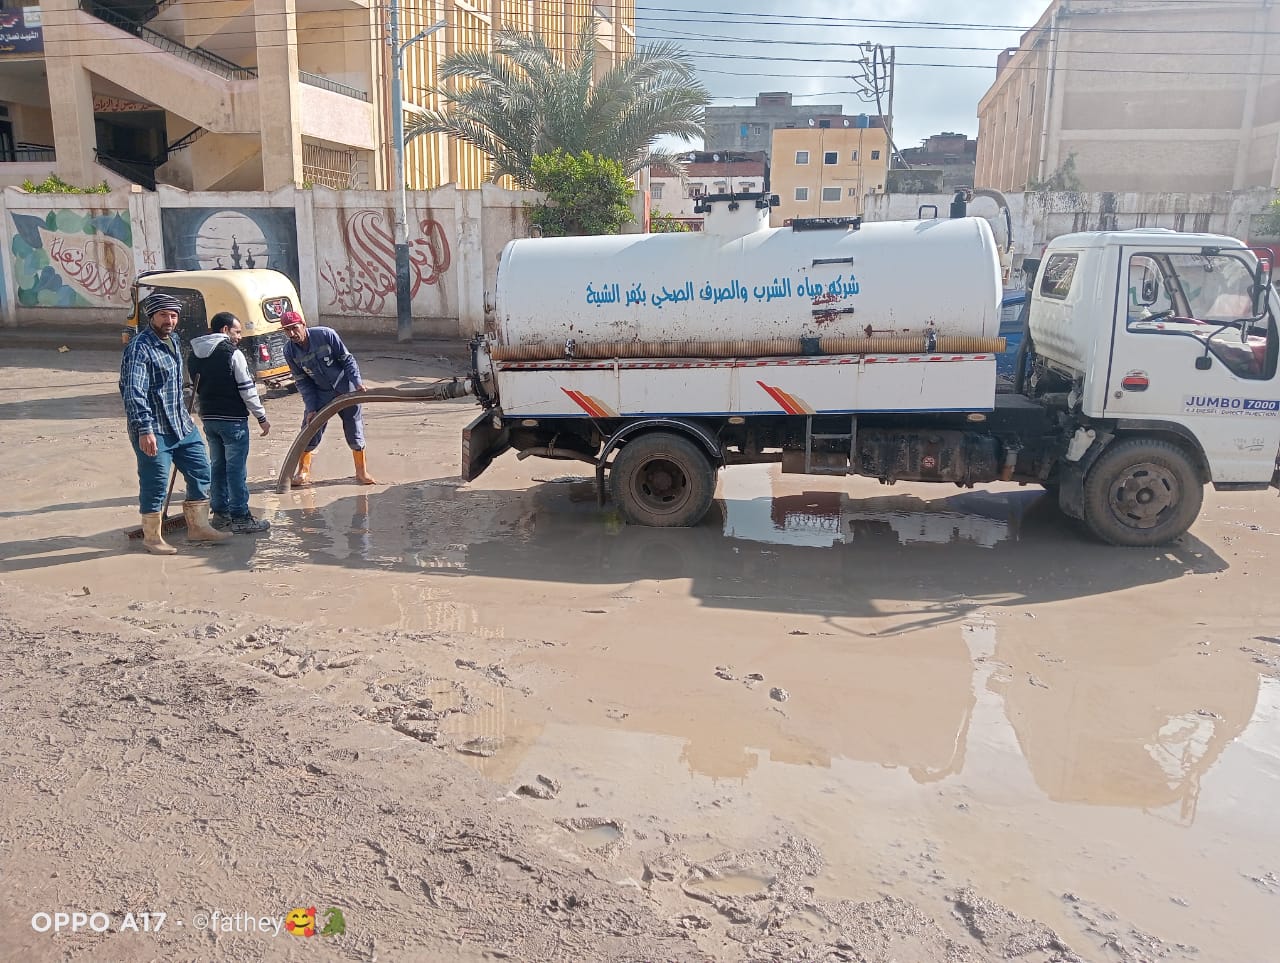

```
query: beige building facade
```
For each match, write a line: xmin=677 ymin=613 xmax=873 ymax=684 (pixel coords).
xmin=976 ymin=0 xmax=1280 ymax=193
xmin=0 ymin=0 xmax=633 ymax=192
xmin=769 ymin=125 xmax=889 ymax=226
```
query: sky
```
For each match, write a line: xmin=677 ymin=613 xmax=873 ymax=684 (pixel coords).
xmin=634 ymin=0 xmax=1051 ymax=152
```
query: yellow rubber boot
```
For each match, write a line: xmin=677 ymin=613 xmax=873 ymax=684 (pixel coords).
xmin=184 ymin=500 xmax=233 ymax=543
xmin=291 ymin=450 xmax=313 ymax=488
xmin=353 ymin=449 xmax=377 ymax=486
xmin=140 ymin=513 xmax=177 ymax=555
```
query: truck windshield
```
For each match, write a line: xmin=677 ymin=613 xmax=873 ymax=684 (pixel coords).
xmin=1127 ymin=251 xmax=1277 ymax=380
xmin=1172 ymin=254 xmax=1257 ymax=322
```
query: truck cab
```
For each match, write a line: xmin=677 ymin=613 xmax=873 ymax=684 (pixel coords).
xmin=1028 ymin=229 xmax=1279 ymax=492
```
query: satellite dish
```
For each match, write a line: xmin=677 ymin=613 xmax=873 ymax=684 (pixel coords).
xmin=713 ymin=153 xmax=721 ymax=161
xmin=808 ymin=118 xmax=816 ymax=127
xmin=843 ymin=118 xmax=850 ymax=127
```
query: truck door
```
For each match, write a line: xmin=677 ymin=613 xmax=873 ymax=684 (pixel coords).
xmin=1104 ymin=247 xmax=1280 ymax=483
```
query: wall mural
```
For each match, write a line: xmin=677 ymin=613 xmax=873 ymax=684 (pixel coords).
xmin=160 ymin=207 xmax=301 ymax=290
xmin=319 ymin=210 xmax=451 ymax=314
xmin=9 ymin=209 xmax=134 ymax=307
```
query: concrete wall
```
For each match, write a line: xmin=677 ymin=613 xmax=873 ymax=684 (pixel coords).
xmin=4 ymin=183 xmax=1274 ymax=332
xmin=0 ymin=183 xmax=537 ymax=336
xmin=865 ymin=187 xmax=1278 ymax=286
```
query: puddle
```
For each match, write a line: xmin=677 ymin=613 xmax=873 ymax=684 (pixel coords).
xmin=720 ymin=468 xmax=1023 ymax=549
xmin=558 ymin=817 xmax=625 ymax=850
xmin=685 ymin=872 xmax=773 ymax=898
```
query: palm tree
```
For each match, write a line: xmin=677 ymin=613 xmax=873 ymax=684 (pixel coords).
xmin=403 ymin=18 xmax=708 ymax=187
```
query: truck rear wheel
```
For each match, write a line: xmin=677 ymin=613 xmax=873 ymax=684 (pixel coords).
xmin=609 ymin=432 xmax=716 ymax=527
xmin=1082 ymin=438 xmax=1202 ymax=546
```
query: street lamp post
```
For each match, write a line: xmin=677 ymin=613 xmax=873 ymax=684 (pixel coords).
xmin=389 ymin=5 xmax=446 ymax=343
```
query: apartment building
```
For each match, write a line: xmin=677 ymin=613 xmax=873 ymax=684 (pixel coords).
xmin=649 ymin=149 xmax=768 ymax=230
xmin=897 ymin=131 xmax=977 ymax=190
xmin=704 ymin=91 xmax=845 ymax=162
xmin=769 ymin=123 xmax=889 ymax=226
xmin=0 ymin=0 xmax=634 ymax=192
xmin=976 ymin=0 xmax=1280 ymax=192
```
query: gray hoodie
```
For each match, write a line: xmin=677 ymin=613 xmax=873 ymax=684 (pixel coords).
xmin=189 ymin=333 xmax=268 ymax=422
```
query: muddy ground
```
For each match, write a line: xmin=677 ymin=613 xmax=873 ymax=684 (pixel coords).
xmin=1 ymin=343 xmax=1278 ymax=962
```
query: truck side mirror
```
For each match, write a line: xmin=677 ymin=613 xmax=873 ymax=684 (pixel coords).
xmin=1195 ymin=354 xmax=1213 ymax=371
xmin=1255 ymin=261 xmax=1273 ymax=317
xmin=1140 ymin=278 xmax=1160 ymax=304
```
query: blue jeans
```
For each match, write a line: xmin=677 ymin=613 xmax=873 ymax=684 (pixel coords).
xmin=203 ymin=419 xmax=251 ymax=517
xmin=131 ymin=425 xmax=210 ymax=514
xmin=305 ymin=388 xmax=365 ymax=452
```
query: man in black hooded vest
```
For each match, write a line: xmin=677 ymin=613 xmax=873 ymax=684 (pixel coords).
xmin=189 ymin=311 xmax=272 ymax=534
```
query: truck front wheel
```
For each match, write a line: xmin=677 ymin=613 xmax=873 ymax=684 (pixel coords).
xmin=609 ymin=432 xmax=716 ymax=527
xmin=1082 ymin=438 xmax=1203 ymax=546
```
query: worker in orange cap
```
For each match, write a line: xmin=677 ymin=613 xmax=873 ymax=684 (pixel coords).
xmin=280 ymin=310 xmax=376 ymax=487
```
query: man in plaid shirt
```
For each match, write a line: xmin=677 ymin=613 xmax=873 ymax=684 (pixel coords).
xmin=119 ymin=292 xmax=231 ymax=554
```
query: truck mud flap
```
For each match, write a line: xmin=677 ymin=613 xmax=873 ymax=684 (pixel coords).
xmin=462 ymin=412 xmax=510 ymax=482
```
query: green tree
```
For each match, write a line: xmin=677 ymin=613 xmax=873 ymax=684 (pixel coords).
xmin=1258 ymin=191 xmax=1280 ymax=236
xmin=527 ymin=150 xmax=634 ymax=237
xmin=404 ymin=19 xmax=707 ymax=187
xmin=1026 ymin=152 xmax=1083 ymax=192
xmin=649 ymin=210 xmax=691 ymax=233
xmin=21 ymin=174 xmax=110 ymax=194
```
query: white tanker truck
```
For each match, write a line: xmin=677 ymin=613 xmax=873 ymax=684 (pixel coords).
xmin=436 ymin=193 xmax=1277 ymax=546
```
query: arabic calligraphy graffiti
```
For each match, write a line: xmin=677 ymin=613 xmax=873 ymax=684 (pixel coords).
xmin=320 ymin=210 xmax=452 ymax=314
xmin=585 ymin=273 xmax=861 ymax=310
xmin=9 ymin=209 xmax=134 ymax=307
xmin=41 ymin=228 xmax=133 ymax=305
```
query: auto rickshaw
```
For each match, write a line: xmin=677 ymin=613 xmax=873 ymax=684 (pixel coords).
xmin=123 ymin=269 xmax=298 ymax=389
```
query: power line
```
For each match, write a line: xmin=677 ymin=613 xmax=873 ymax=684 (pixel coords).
xmin=638 ymin=24 xmax=1279 ymax=57
xmin=29 ymin=3 xmax=1280 ymax=39
xmin=633 ymin=2 xmax=1280 ymax=36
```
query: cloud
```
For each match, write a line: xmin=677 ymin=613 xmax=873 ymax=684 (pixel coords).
xmin=637 ymin=0 xmax=1049 ymax=149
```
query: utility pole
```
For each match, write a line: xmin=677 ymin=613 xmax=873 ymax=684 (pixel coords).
xmin=854 ymin=43 xmax=906 ymax=169
xmin=389 ymin=3 xmax=446 ymax=343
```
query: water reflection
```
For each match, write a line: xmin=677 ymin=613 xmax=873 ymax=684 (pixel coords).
xmin=992 ymin=630 xmax=1259 ymax=820
xmin=242 ymin=472 xmax=1258 ymax=816
xmin=722 ymin=487 xmax=1020 ymax=549
xmin=252 ymin=470 xmax=1224 ymax=625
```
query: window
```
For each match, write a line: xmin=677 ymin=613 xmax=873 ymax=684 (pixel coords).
xmin=850 ymin=150 xmax=859 ymax=162
xmin=740 ymin=124 xmax=749 ymax=137
xmin=651 ymin=183 xmax=664 ymax=200
xmin=1039 ymin=253 xmax=1078 ymax=300
xmin=870 ymin=150 xmax=881 ymax=160
xmin=795 ymin=150 xmax=809 ymax=165
xmin=741 ymin=182 xmax=756 ymax=191
xmin=818 ymin=119 xmax=831 ymax=128
xmin=847 ymin=187 xmax=858 ymax=197
xmin=687 ymin=185 xmax=705 ymax=198
xmin=714 ymin=181 xmax=727 ymax=193
xmin=1125 ymin=251 xmax=1277 ymax=379
xmin=821 ymin=187 xmax=841 ymax=202
xmin=795 ymin=187 xmax=809 ymax=201
xmin=823 ymin=151 xmax=838 ymax=165
xmin=752 ymin=125 xmax=763 ymax=135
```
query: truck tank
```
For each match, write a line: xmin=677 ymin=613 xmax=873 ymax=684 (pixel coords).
xmin=491 ymin=200 xmax=1004 ymax=361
